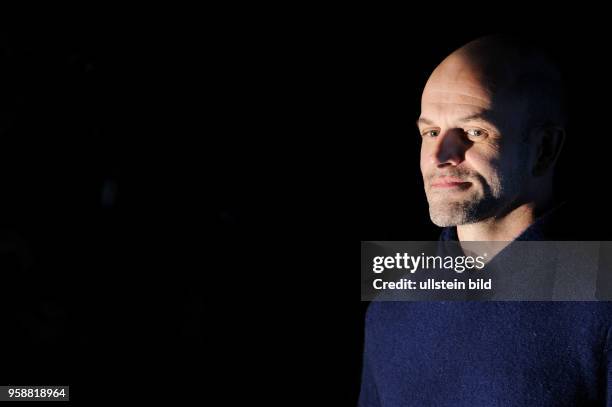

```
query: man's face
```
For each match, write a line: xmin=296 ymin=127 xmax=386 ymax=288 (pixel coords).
xmin=418 ymin=55 xmax=532 ymax=227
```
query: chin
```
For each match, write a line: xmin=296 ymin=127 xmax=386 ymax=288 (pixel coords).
xmin=429 ymin=213 xmax=461 ymax=228
xmin=428 ymin=202 xmax=478 ymax=227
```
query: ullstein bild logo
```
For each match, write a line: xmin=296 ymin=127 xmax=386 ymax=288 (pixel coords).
xmin=372 ymin=278 xmax=492 ymax=291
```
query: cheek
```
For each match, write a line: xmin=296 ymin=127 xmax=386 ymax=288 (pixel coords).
xmin=419 ymin=145 xmax=428 ymax=174
xmin=465 ymin=148 xmax=502 ymax=182
xmin=420 ymin=142 xmax=438 ymax=175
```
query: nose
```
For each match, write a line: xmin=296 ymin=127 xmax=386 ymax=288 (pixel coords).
xmin=431 ymin=128 xmax=469 ymax=167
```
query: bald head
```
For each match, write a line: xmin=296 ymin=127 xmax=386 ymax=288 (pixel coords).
xmin=425 ymin=36 xmax=566 ymax=131
xmin=418 ymin=35 xmax=566 ymax=228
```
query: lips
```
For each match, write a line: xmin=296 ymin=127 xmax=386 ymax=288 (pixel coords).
xmin=430 ymin=178 xmax=472 ymax=189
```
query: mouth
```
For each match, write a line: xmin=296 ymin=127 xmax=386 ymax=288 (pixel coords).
xmin=430 ymin=179 xmax=472 ymax=189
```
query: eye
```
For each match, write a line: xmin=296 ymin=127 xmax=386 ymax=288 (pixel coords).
xmin=422 ymin=129 xmax=439 ymax=138
xmin=466 ymin=128 xmax=487 ymax=139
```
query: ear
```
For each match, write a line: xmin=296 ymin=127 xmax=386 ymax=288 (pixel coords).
xmin=532 ymin=124 xmax=565 ymax=177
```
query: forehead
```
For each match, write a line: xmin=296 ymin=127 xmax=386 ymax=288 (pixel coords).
xmin=420 ymin=54 xmax=502 ymax=121
xmin=421 ymin=88 xmax=491 ymax=123
xmin=421 ymin=78 xmax=493 ymax=120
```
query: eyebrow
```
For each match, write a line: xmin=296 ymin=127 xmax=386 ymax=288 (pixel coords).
xmin=416 ymin=117 xmax=435 ymax=127
xmin=416 ymin=111 xmax=493 ymax=127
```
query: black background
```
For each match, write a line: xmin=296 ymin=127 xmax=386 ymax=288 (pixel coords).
xmin=0 ymin=22 xmax=198 ymax=403
xmin=3 ymin=13 xmax=612 ymax=406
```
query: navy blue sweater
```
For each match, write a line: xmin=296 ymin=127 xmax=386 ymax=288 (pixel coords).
xmin=360 ymin=210 xmax=612 ymax=406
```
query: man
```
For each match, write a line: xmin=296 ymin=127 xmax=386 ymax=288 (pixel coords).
xmin=359 ymin=36 xmax=612 ymax=406
xmin=420 ymin=35 xmax=568 ymax=242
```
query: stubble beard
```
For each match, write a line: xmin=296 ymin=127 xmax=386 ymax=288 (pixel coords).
xmin=424 ymin=169 xmax=522 ymax=227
